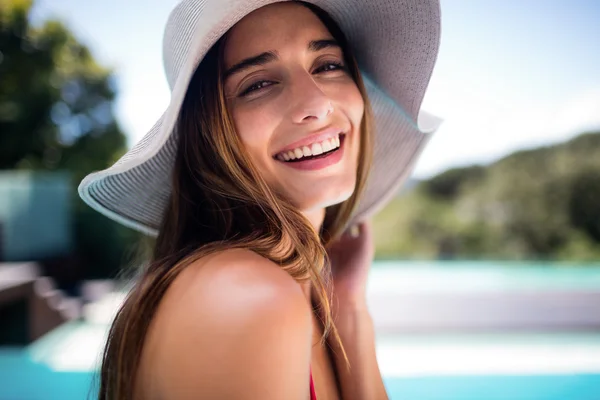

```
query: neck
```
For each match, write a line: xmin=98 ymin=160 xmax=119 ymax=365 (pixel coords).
xmin=302 ymin=208 xmax=326 ymax=233
xmin=299 ymin=207 xmax=325 ymax=301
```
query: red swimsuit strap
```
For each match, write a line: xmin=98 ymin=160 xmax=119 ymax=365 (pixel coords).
xmin=309 ymin=368 xmax=317 ymax=400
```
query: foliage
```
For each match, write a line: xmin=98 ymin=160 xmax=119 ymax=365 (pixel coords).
xmin=568 ymin=169 xmax=600 ymax=242
xmin=422 ymin=165 xmax=485 ymax=200
xmin=373 ymin=131 xmax=600 ymax=261
xmin=0 ymin=0 xmax=140 ymax=280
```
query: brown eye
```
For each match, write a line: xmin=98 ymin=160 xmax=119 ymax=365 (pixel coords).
xmin=314 ymin=61 xmax=345 ymax=73
xmin=240 ymin=80 xmax=275 ymax=96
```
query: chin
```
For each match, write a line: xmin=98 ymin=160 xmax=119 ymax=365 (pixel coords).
xmin=290 ymin=184 xmax=355 ymax=212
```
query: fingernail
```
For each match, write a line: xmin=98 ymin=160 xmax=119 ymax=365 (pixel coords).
xmin=349 ymin=225 xmax=360 ymax=238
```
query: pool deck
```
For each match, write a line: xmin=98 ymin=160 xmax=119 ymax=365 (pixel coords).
xmin=367 ymin=261 xmax=600 ymax=332
xmin=14 ymin=321 xmax=600 ymax=376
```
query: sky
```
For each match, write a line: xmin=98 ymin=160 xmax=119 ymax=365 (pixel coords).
xmin=32 ymin=0 xmax=600 ymax=178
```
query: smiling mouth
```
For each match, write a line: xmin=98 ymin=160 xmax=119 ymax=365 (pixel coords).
xmin=275 ymin=134 xmax=345 ymax=162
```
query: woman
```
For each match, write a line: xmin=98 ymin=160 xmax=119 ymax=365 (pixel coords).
xmin=79 ymin=0 xmax=441 ymax=399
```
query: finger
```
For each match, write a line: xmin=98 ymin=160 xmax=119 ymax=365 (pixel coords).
xmin=359 ymin=220 xmax=372 ymax=236
xmin=348 ymin=220 xmax=372 ymax=239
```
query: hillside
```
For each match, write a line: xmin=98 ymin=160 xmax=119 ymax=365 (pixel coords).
xmin=373 ymin=131 xmax=600 ymax=261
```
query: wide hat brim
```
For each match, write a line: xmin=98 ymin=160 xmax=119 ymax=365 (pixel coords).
xmin=78 ymin=0 xmax=442 ymax=237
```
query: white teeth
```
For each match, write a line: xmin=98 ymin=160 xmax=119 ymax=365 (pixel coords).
xmin=311 ymin=142 xmax=323 ymax=155
xmin=277 ymin=134 xmax=343 ymax=161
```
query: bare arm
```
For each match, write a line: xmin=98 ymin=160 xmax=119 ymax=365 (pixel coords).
xmin=329 ymin=297 xmax=388 ymax=400
xmin=323 ymin=221 xmax=388 ymax=400
xmin=141 ymin=249 xmax=313 ymax=400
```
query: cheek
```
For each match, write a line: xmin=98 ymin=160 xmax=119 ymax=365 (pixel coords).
xmin=231 ymin=106 xmax=278 ymax=165
xmin=333 ymin=83 xmax=365 ymax=161
xmin=330 ymin=81 xmax=364 ymax=128
xmin=346 ymin=85 xmax=365 ymax=125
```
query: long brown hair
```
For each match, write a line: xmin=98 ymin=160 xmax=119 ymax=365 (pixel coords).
xmin=97 ymin=3 xmax=374 ymax=399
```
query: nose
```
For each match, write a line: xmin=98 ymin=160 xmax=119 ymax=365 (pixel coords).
xmin=289 ymin=75 xmax=334 ymax=124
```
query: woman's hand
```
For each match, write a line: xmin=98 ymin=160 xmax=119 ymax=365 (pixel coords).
xmin=325 ymin=220 xmax=374 ymax=307
xmin=323 ymin=221 xmax=388 ymax=400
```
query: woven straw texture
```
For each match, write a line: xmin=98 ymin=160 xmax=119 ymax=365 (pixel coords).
xmin=78 ymin=0 xmax=442 ymax=236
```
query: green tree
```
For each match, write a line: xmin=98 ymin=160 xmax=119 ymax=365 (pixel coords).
xmin=569 ymin=169 xmax=600 ymax=242
xmin=374 ymin=131 xmax=600 ymax=261
xmin=422 ymin=165 xmax=486 ymax=200
xmin=0 ymin=0 xmax=140 ymax=281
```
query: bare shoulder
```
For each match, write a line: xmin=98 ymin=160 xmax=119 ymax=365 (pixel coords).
xmin=166 ymin=248 xmax=310 ymax=321
xmin=137 ymin=248 xmax=313 ymax=400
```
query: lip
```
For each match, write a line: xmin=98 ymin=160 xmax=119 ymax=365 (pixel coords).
xmin=273 ymin=126 xmax=346 ymax=157
xmin=277 ymin=134 xmax=346 ymax=171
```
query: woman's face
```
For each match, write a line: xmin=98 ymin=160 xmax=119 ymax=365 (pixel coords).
xmin=223 ymin=2 xmax=364 ymax=215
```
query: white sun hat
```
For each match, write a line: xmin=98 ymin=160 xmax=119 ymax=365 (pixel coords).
xmin=78 ymin=0 xmax=443 ymax=236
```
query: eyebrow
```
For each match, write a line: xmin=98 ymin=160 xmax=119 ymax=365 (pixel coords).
xmin=223 ymin=39 xmax=340 ymax=80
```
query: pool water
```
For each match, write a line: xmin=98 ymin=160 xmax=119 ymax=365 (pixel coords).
xmin=384 ymin=374 xmax=600 ymax=400
xmin=1 ymin=354 xmax=599 ymax=400
xmin=368 ymin=260 xmax=600 ymax=293
xmin=1 ymin=350 xmax=599 ymax=400
xmin=2 ymin=325 xmax=600 ymax=400
xmin=377 ymin=332 xmax=600 ymax=400
xmin=0 ymin=349 xmax=96 ymax=400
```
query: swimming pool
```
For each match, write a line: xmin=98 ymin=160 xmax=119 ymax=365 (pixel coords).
xmin=2 ymin=328 xmax=600 ymax=399
xmin=385 ymin=374 xmax=600 ymax=400
xmin=2 ymin=261 xmax=600 ymax=399
xmin=378 ymin=332 xmax=600 ymax=400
